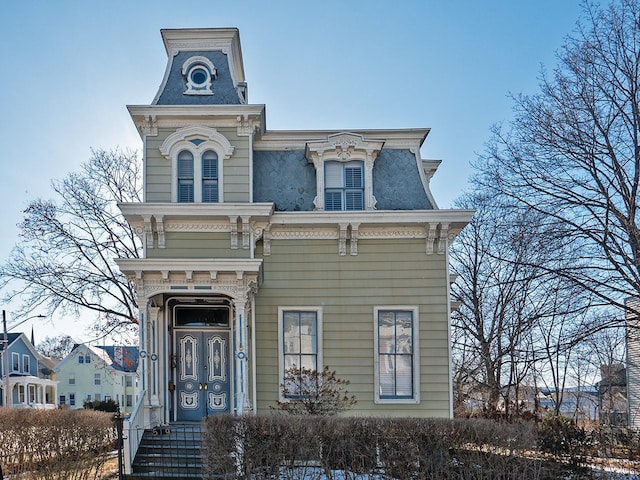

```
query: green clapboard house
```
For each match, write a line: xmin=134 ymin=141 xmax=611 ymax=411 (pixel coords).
xmin=115 ymin=27 xmax=473 ymax=429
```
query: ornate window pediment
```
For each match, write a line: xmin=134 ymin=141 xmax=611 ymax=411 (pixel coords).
xmin=305 ymin=133 xmax=384 ymax=211
xmin=182 ymin=56 xmax=217 ymax=95
xmin=160 ymin=126 xmax=234 ymax=203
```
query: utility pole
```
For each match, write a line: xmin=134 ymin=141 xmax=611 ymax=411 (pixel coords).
xmin=3 ymin=310 xmax=10 ymax=408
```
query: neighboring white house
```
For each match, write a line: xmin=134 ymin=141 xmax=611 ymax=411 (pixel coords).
xmin=54 ymin=344 xmax=139 ymax=413
xmin=0 ymin=332 xmax=57 ymax=409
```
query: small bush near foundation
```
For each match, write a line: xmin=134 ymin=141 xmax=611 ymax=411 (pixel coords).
xmin=203 ymin=415 xmax=596 ymax=479
xmin=0 ymin=407 xmax=116 ymax=480
xmin=84 ymin=399 xmax=119 ymax=412
xmin=273 ymin=366 xmax=357 ymax=416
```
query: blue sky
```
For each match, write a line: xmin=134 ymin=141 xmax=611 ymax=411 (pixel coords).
xmin=0 ymin=0 xmax=594 ymax=341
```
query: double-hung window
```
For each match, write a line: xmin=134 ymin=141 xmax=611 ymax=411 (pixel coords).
xmin=177 ymin=150 xmax=195 ymax=202
xmin=325 ymin=161 xmax=364 ymax=211
xmin=177 ymin=149 xmax=219 ymax=203
xmin=22 ymin=355 xmax=30 ymax=374
xmin=11 ymin=353 xmax=19 ymax=372
xmin=94 ymin=373 xmax=101 ymax=386
xmin=202 ymin=150 xmax=219 ymax=202
xmin=374 ymin=307 xmax=420 ymax=403
xmin=278 ymin=307 xmax=322 ymax=398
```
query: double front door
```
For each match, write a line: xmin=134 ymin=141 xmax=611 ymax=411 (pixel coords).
xmin=175 ymin=330 xmax=231 ymax=420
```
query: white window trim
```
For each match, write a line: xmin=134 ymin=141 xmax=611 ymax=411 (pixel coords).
xmin=305 ymin=132 xmax=384 ymax=211
xmin=160 ymin=125 xmax=234 ymax=203
xmin=22 ymin=354 xmax=30 ymax=374
xmin=277 ymin=306 xmax=323 ymax=403
xmin=373 ymin=305 xmax=420 ymax=405
xmin=181 ymin=56 xmax=217 ymax=96
xmin=11 ymin=352 xmax=19 ymax=372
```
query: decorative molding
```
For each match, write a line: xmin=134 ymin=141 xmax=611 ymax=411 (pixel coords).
xmin=438 ymin=223 xmax=449 ymax=255
xmin=263 ymin=224 xmax=272 ymax=256
xmin=181 ymin=56 xmax=217 ymax=96
xmin=426 ymin=223 xmax=437 ymax=255
xmin=350 ymin=223 xmax=360 ymax=256
xmin=236 ymin=114 xmax=259 ymax=136
xmin=143 ymin=215 xmax=154 ymax=249
xmin=422 ymin=160 xmax=442 ymax=182
xmin=229 ymin=216 xmax=238 ymax=249
xmin=338 ymin=223 xmax=349 ymax=256
xmin=159 ymin=125 xmax=234 ymax=160
xmin=140 ymin=115 xmax=158 ymax=137
xmin=163 ymin=222 xmax=231 ymax=232
xmin=269 ymin=229 xmax=339 ymax=240
xmin=305 ymin=132 xmax=384 ymax=212
xmin=241 ymin=216 xmax=251 ymax=250
xmin=156 ymin=216 xmax=166 ymax=248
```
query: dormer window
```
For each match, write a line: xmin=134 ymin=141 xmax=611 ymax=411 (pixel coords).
xmin=325 ymin=161 xmax=364 ymax=211
xmin=182 ymin=56 xmax=217 ymax=95
xmin=305 ymin=133 xmax=384 ymax=211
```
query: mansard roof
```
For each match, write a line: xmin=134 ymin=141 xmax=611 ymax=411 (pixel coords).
xmin=153 ymin=28 xmax=247 ymax=106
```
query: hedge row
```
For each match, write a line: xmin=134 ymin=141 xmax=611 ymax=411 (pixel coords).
xmin=0 ymin=408 xmax=116 ymax=480
xmin=202 ymin=415 xmax=596 ymax=479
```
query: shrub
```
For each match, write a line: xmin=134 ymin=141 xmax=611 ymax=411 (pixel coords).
xmin=0 ymin=407 xmax=116 ymax=480
xmin=273 ymin=365 xmax=357 ymax=416
xmin=202 ymin=415 xmax=592 ymax=479
xmin=83 ymin=398 xmax=119 ymax=412
xmin=537 ymin=415 xmax=592 ymax=465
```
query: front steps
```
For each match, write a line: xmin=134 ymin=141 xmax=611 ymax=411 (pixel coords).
xmin=126 ymin=423 xmax=208 ymax=479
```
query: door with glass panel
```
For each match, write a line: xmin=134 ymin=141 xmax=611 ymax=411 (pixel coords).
xmin=175 ymin=330 xmax=230 ymax=420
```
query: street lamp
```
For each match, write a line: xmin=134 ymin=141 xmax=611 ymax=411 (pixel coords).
xmin=2 ymin=311 xmax=46 ymax=408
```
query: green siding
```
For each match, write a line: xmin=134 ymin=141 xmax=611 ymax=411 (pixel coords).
xmin=146 ymin=232 xmax=251 ymax=259
xmin=254 ymin=237 xmax=451 ymax=418
xmin=144 ymin=127 xmax=251 ymax=203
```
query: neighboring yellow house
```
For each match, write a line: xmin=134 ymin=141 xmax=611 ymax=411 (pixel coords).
xmin=116 ymin=28 xmax=472 ymax=429
xmin=54 ymin=344 xmax=139 ymax=413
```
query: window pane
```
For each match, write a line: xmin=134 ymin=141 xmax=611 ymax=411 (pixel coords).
xmin=345 ymin=190 xmax=364 ymax=210
xmin=299 ymin=312 xmax=317 ymax=354
xmin=325 ymin=162 xmax=343 ymax=187
xmin=395 ymin=355 xmax=413 ymax=396
xmin=396 ymin=313 xmax=413 ymax=354
xmin=202 ymin=181 xmax=218 ymax=202
xmin=377 ymin=310 xmax=414 ymax=399
xmin=202 ymin=151 xmax=218 ymax=178
xmin=178 ymin=151 xmax=194 ymax=177
xmin=344 ymin=165 xmax=363 ymax=188
xmin=282 ymin=310 xmax=319 ymax=397
xmin=178 ymin=181 xmax=194 ymax=202
xmin=283 ymin=312 xmax=300 ymax=354
xmin=325 ymin=191 xmax=342 ymax=210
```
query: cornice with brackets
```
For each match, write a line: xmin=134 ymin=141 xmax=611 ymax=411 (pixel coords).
xmin=118 ymin=201 xmax=472 ymax=257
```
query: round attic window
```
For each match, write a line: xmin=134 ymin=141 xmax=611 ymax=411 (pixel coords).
xmin=182 ymin=56 xmax=217 ymax=96
xmin=189 ymin=66 xmax=208 ymax=87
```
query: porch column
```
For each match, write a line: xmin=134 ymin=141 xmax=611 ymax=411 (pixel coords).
xmin=234 ymin=300 xmax=250 ymax=414
xmin=148 ymin=306 xmax=161 ymax=407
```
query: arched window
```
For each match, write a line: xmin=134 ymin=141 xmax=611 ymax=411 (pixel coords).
xmin=159 ymin=126 xmax=235 ymax=204
xmin=202 ymin=150 xmax=219 ymax=203
xmin=177 ymin=150 xmax=195 ymax=203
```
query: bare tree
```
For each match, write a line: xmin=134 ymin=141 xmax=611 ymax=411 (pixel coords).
xmin=0 ymin=148 xmax=142 ymax=336
xmin=37 ymin=335 xmax=75 ymax=360
xmin=477 ymin=0 xmax=640 ymax=312
xmin=451 ymin=193 xmax=592 ymax=418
